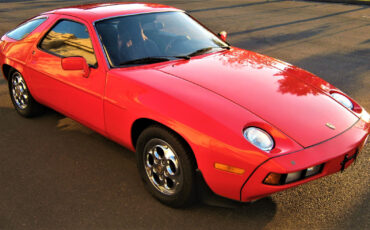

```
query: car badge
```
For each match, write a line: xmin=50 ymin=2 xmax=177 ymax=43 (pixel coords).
xmin=326 ymin=123 xmax=336 ymax=130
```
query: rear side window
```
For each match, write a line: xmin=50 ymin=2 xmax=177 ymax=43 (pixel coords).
xmin=39 ymin=19 xmax=97 ymax=66
xmin=7 ymin=18 xmax=46 ymax=40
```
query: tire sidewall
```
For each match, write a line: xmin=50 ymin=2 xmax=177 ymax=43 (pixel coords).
xmin=8 ymin=70 xmax=32 ymax=116
xmin=8 ymin=70 xmax=43 ymax=117
xmin=136 ymin=126 xmax=196 ymax=207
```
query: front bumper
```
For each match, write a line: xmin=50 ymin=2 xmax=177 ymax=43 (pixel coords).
xmin=240 ymin=119 xmax=369 ymax=202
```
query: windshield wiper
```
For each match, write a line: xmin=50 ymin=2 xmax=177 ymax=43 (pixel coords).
xmin=157 ymin=55 xmax=191 ymax=60
xmin=119 ymin=56 xmax=190 ymax=66
xmin=173 ymin=55 xmax=191 ymax=60
xmin=187 ymin=46 xmax=229 ymax=57
xmin=120 ymin=57 xmax=171 ymax=66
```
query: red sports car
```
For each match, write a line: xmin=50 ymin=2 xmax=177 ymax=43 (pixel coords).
xmin=0 ymin=3 xmax=368 ymax=207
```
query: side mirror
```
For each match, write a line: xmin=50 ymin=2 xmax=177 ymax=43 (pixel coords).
xmin=61 ymin=57 xmax=90 ymax=78
xmin=218 ymin=31 xmax=227 ymax=42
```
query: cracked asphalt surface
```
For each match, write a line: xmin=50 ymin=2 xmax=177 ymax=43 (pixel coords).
xmin=0 ymin=0 xmax=369 ymax=229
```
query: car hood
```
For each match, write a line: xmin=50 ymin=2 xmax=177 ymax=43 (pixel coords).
xmin=158 ymin=48 xmax=358 ymax=147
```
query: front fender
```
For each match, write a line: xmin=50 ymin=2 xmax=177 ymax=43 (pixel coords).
xmin=104 ymin=67 xmax=302 ymax=200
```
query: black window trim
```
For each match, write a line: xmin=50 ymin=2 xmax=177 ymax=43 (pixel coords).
xmin=92 ymin=10 xmax=180 ymax=69
xmin=37 ymin=18 xmax=99 ymax=69
xmin=6 ymin=16 xmax=48 ymax=41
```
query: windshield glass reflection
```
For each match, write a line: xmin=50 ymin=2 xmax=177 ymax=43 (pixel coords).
xmin=95 ymin=11 xmax=228 ymax=67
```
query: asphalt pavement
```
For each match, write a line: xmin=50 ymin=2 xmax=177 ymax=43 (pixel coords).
xmin=0 ymin=0 xmax=369 ymax=229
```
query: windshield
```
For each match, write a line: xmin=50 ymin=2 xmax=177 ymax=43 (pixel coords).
xmin=95 ymin=11 xmax=228 ymax=67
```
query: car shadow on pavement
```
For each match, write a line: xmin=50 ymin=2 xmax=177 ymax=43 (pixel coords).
xmin=0 ymin=105 xmax=277 ymax=229
xmin=335 ymin=190 xmax=370 ymax=229
xmin=189 ymin=197 xmax=277 ymax=229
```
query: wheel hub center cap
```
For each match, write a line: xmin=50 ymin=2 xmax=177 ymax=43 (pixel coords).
xmin=15 ymin=86 xmax=21 ymax=97
xmin=156 ymin=165 xmax=164 ymax=174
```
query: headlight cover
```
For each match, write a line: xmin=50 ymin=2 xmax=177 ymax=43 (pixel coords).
xmin=331 ymin=93 xmax=353 ymax=110
xmin=243 ymin=127 xmax=274 ymax=151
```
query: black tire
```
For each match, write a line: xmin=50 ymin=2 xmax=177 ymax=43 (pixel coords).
xmin=8 ymin=69 xmax=43 ymax=117
xmin=136 ymin=125 xmax=197 ymax=208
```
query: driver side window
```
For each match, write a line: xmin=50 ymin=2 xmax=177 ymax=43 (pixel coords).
xmin=40 ymin=19 xmax=97 ymax=66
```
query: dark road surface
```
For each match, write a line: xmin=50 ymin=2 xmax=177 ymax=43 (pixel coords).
xmin=0 ymin=1 xmax=369 ymax=229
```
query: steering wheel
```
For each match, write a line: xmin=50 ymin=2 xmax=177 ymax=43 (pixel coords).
xmin=164 ymin=36 xmax=189 ymax=54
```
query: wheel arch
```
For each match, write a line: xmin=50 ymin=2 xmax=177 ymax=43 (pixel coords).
xmin=131 ymin=118 xmax=198 ymax=168
xmin=2 ymin=64 xmax=14 ymax=80
xmin=2 ymin=57 xmax=26 ymax=80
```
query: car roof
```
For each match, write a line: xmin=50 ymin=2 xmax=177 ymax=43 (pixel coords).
xmin=43 ymin=2 xmax=181 ymax=22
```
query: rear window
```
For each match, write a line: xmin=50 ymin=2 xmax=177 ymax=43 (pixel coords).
xmin=6 ymin=18 xmax=46 ymax=40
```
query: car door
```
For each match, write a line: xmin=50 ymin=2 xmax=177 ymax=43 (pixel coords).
xmin=27 ymin=17 xmax=106 ymax=134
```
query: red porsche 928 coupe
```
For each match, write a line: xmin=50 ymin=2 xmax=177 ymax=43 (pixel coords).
xmin=0 ymin=2 xmax=368 ymax=207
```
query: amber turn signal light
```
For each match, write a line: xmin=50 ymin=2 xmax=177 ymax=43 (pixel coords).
xmin=214 ymin=163 xmax=245 ymax=175
xmin=264 ymin=173 xmax=282 ymax=185
xmin=264 ymin=164 xmax=324 ymax=186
